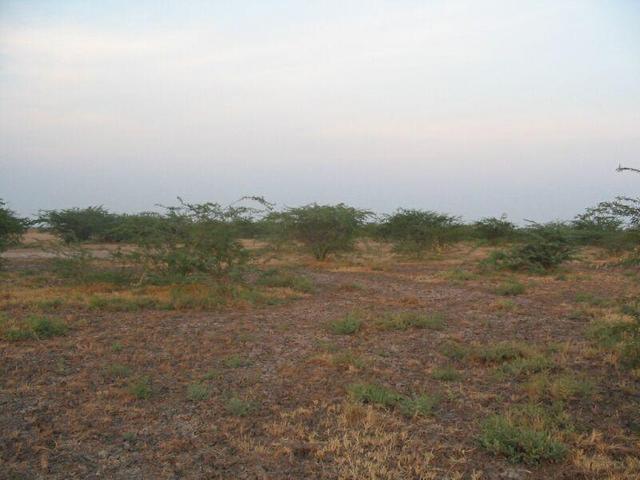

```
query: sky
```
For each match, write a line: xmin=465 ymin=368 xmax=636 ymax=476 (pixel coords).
xmin=1 ymin=0 xmax=639 ymax=221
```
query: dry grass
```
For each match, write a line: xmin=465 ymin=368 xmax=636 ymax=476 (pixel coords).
xmin=1 ymin=240 xmax=638 ymax=479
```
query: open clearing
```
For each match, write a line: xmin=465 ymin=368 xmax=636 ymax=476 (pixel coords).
xmin=1 ymin=242 xmax=639 ymax=479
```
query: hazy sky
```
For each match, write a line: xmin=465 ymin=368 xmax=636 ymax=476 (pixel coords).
xmin=1 ymin=0 xmax=639 ymax=221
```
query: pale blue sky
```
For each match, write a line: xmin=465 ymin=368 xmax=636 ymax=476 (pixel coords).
xmin=1 ymin=0 xmax=639 ymax=220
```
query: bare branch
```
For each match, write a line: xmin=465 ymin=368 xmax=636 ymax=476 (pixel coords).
xmin=617 ymin=164 xmax=640 ymax=174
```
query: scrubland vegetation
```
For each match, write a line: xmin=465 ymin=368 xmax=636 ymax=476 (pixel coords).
xmin=1 ymin=194 xmax=639 ymax=479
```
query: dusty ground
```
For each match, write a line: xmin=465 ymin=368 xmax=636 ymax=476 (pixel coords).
xmin=1 ymin=242 xmax=639 ymax=479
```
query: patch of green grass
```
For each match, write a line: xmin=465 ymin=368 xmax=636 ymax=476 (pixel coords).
xmin=497 ymin=355 xmax=554 ymax=378
xmin=223 ymin=354 xmax=252 ymax=368
xmin=586 ymin=313 xmax=640 ymax=368
xmin=111 ymin=341 xmax=124 ymax=352
xmin=495 ymin=281 xmax=525 ymax=296
xmin=1 ymin=315 xmax=68 ymax=341
xmin=225 ymin=396 xmax=256 ymax=416
xmin=445 ymin=268 xmax=477 ymax=283
xmin=331 ymin=351 xmax=365 ymax=370
xmin=348 ymin=382 xmax=438 ymax=417
xmin=349 ymin=383 xmax=401 ymax=408
xmin=186 ymin=382 xmax=210 ymax=402
xmin=35 ymin=298 xmax=67 ymax=311
xmin=375 ymin=311 xmax=445 ymax=331
xmin=202 ymin=369 xmax=221 ymax=380
xmin=105 ymin=363 xmax=132 ymax=379
xmin=329 ymin=312 xmax=362 ymax=335
xmin=88 ymin=295 xmax=160 ymax=312
xmin=432 ymin=366 xmax=462 ymax=382
xmin=474 ymin=342 xmax=532 ymax=364
xmin=525 ymin=373 xmax=595 ymax=401
xmin=479 ymin=414 xmax=567 ymax=464
xmin=575 ymin=292 xmax=609 ymax=307
xmin=398 ymin=394 xmax=439 ymax=417
xmin=440 ymin=341 xmax=470 ymax=360
xmin=256 ymin=269 xmax=314 ymax=293
xmin=128 ymin=375 xmax=153 ymax=399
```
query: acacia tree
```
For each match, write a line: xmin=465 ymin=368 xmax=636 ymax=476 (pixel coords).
xmin=379 ymin=209 xmax=461 ymax=256
xmin=274 ymin=203 xmax=371 ymax=260
xmin=0 ymin=199 xmax=28 ymax=267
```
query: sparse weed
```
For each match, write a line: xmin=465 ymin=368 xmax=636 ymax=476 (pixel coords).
xmin=0 ymin=315 xmax=68 ymax=341
xmin=375 ymin=311 xmax=444 ymax=331
xmin=498 ymin=355 xmax=554 ymax=378
xmin=495 ymin=281 xmax=525 ymax=296
xmin=329 ymin=312 xmax=362 ymax=335
xmin=440 ymin=341 xmax=470 ymax=360
xmin=432 ymin=366 xmax=462 ymax=381
xmin=479 ymin=413 xmax=567 ymax=464
xmin=187 ymin=382 xmax=210 ymax=401
xmin=256 ymin=268 xmax=314 ymax=293
xmin=525 ymin=373 xmax=595 ymax=401
xmin=348 ymin=383 xmax=438 ymax=417
xmin=128 ymin=375 xmax=153 ymax=399
xmin=332 ymin=351 xmax=365 ymax=370
xmin=398 ymin=394 xmax=439 ymax=418
xmin=105 ymin=363 xmax=132 ymax=379
xmin=226 ymin=396 xmax=256 ymax=416
xmin=475 ymin=342 xmax=532 ymax=364
xmin=223 ymin=354 xmax=252 ymax=368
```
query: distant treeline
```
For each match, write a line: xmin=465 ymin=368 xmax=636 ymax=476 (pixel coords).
xmin=26 ymin=197 xmax=640 ymax=250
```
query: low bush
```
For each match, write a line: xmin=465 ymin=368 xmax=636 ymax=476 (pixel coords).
xmin=484 ymin=226 xmax=573 ymax=273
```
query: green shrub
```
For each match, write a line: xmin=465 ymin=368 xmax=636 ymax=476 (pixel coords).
xmin=379 ymin=209 xmax=461 ymax=256
xmin=329 ymin=312 xmax=362 ymax=335
xmin=271 ymin=203 xmax=371 ymax=260
xmin=485 ymin=232 xmax=573 ymax=273
xmin=1 ymin=315 xmax=68 ymax=341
